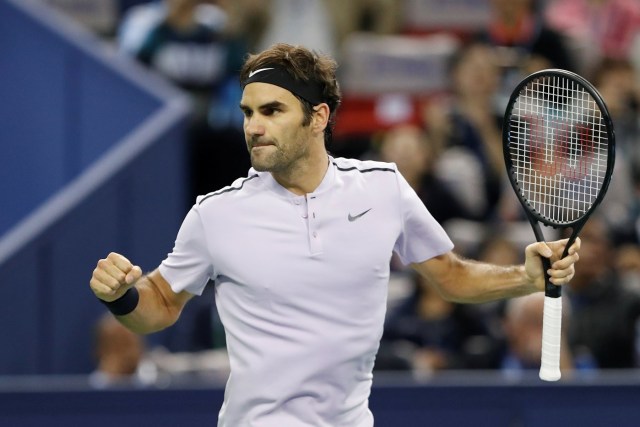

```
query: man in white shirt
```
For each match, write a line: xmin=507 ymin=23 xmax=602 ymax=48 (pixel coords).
xmin=90 ymin=43 xmax=580 ymax=427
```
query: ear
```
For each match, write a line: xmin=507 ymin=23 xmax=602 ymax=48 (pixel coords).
xmin=311 ymin=103 xmax=330 ymax=134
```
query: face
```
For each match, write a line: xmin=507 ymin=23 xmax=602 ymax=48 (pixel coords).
xmin=240 ymin=83 xmax=314 ymax=173
xmin=379 ymin=125 xmax=428 ymax=180
xmin=454 ymin=44 xmax=499 ymax=99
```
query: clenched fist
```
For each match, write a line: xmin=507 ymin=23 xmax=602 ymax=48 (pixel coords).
xmin=90 ymin=252 xmax=143 ymax=302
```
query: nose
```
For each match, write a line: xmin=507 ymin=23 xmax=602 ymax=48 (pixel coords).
xmin=245 ymin=115 xmax=265 ymax=136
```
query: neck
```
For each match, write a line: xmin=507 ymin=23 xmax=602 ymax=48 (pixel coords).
xmin=271 ymin=148 xmax=329 ymax=196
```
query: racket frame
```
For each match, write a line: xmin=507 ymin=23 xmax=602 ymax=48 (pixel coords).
xmin=503 ymin=69 xmax=615 ymax=237
xmin=502 ymin=68 xmax=615 ymax=380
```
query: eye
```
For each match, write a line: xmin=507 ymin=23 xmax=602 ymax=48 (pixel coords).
xmin=261 ymin=107 xmax=280 ymax=116
xmin=241 ymin=108 xmax=252 ymax=118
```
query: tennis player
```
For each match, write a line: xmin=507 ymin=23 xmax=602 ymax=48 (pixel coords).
xmin=90 ymin=43 xmax=580 ymax=427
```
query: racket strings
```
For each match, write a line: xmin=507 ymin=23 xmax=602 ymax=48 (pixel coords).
xmin=508 ymin=75 xmax=609 ymax=223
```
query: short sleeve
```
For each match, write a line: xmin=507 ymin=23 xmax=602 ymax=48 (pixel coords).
xmin=393 ymin=169 xmax=454 ymax=265
xmin=159 ymin=205 xmax=213 ymax=296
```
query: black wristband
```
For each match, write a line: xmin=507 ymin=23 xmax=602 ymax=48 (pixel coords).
xmin=99 ymin=287 xmax=139 ymax=316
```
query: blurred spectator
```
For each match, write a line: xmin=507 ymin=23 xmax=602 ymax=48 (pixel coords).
xmin=253 ymin=0 xmax=338 ymax=57
xmin=474 ymin=233 xmax=524 ymax=319
xmin=118 ymin=0 xmax=228 ymax=55
xmin=616 ymin=243 xmax=640 ymax=295
xmin=474 ymin=233 xmax=524 ymax=370
xmin=119 ymin=0 xmax=251 ymax=201
xmin=591 ymin=58 xmax=640 ymax=167
xmin=475 ymin=233 xmax=523 ymax=266
xmin=378 ymin=233 xmax=524 ymax=375
xmin=326 ymin=0 xmax=401 ymax=50
xmin=376 ymin=124 xmax=475 ymax=226
xmin=89 ymin=313 xmax=157 ymax=388
xmin=565 ymin=217 xmax=640 ymax=369
xmin=475 ymin=0 xmax=577 ymax=119
xmin=160 ymin=281 xmax=226 ymax=352
xmin=589 ymin=58 xmax=640 ymax=242
xmin=244 ymin=0 xmax=401 ymax=60
xmin=500 ymin=293 xmax=575 ymax=376
xmin=92 ymin=289 xmax=229 ymax=383
xmin=118 ymin=0 xmax=166 ymax=54
xmin=378 ymin=272 xmax=500 ymax=375
xmin=545 ymin=0 xmax=640 ymax=75
xmin=478 ymin=0 xmax=576 ymax=73
xmin=425 ymin=41 xmax=508 ymax=221
xmin=132 ymin=0 xmax=246 ymax=123
xmin=212 ymin=0 xmax=269 ymax=52
xmin=119 ymin=0 xmax=295 ymax=59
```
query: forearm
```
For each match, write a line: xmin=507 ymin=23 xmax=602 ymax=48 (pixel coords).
xmin=444 ymin=258 xmax=536 ymax=303
xmin=414 ymin=254 xmax=538 ymax=304
xmin=115 ymin=275 xmax=181 ymax=334
xmin=110 ymin=268 xmax=192 ymax=335
xmin=91 ymin=254 xmax=193 ymax=335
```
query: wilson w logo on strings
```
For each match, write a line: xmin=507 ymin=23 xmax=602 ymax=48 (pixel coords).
xmin=515 ymin=116 xmax=597 ymax=181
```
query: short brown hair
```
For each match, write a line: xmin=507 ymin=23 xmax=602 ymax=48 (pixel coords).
xmin=240 ymin=43 xmax=342 ymax=147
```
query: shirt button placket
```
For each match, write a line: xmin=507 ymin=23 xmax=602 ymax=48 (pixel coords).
xmin=308 ymin=196 xmax=322 ymax=255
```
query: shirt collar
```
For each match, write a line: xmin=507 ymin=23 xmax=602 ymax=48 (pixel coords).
xmin=255 ymin=155 xmax=336 ymax=199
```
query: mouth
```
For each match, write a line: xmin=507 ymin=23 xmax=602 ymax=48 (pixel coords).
xmin=250 ymin=141 xmax=275 ymax=150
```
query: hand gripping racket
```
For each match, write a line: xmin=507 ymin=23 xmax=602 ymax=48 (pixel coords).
xmin=503 ymin=69 xmax=615 ymax=381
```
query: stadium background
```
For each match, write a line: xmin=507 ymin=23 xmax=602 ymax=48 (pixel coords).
xmin=1 ymin=0 xmax=640 ymax=425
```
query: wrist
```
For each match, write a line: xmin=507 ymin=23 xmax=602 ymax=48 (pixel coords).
xmin=522 ymin=264 xmax=543 ymax=293
xmin=99 ymin=287 xmax=139 ymax=316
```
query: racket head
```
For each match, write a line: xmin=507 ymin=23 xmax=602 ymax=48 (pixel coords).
xmin=503 ymin=69 xmax=616 ymax=229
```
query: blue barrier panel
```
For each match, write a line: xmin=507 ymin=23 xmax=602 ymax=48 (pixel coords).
xmin=1 ymin=373 xmax=640 ymax=427
xmin=0 ymin=0 xmax=191 ymax=374
xmin=0 ymin=0 xmax=162 ymax=237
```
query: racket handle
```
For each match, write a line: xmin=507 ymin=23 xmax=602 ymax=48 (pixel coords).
xmin=539 ymin=296 xmax=562 ymax=381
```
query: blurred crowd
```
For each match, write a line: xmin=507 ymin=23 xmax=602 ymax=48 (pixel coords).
xmin=42 ymin=0 xmax=640 ymax=381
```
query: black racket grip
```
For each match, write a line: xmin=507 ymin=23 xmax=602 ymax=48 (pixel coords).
xmin=542 ymin=256 xmax=561 ymax=298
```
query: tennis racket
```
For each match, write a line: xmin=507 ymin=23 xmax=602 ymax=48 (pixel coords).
xmin=503 ymin=69 xmax=615 ymax=381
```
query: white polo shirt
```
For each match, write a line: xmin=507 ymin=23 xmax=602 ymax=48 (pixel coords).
xmin=159 ymin=156 xmax=453 ymax=427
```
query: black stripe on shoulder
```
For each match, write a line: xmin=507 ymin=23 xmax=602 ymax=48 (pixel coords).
xmin=333 ymin=161 xmax=396 ymax=174
xmin=199 ymin=174 xmax=259 ymax=205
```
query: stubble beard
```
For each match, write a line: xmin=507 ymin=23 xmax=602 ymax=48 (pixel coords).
xmin=248 ymin=135 xmax=309 ymax=174
xmin=249 ymin=146 xmax=287 ymax=172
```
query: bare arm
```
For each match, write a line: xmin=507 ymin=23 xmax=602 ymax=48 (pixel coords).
xmin=90 ymin=252 xmax=193 ymax=334
xmin=412 ymin=239 xmax=580 ymax=304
